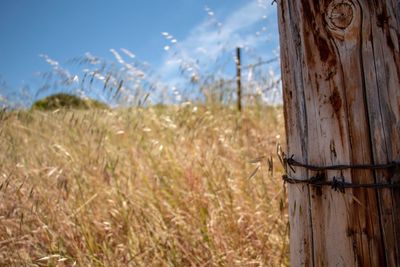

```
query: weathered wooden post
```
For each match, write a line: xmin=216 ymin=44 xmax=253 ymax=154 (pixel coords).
xmin=277 ymin=1 xmax=400 ymax=266
xmin=236 ymin=47 xmax=242 ymax=112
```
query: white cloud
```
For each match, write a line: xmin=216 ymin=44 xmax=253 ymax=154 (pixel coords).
xmin=156 ymin=0 xmax=278 ymax=87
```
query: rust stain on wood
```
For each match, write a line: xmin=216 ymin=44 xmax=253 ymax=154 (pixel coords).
xmin=302 ymin=1 xmax=338 ymax=66
xmin=329 ymin=87 xmax=342 ymax=112
xmin=386 ymin=33 xmax=395 ymax=50
xmin=330 ymin=140 xmax=337 ymax=159
xmin=376 ymin=12 xmax=390 ymax=28
xmin=315 ymin=35 xmax=331 ymax=63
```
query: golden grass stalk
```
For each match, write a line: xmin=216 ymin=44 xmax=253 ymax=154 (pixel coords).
xmin=0 ymin=104 xmax=288 ymax=266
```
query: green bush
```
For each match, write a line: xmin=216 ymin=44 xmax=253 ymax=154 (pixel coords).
xmin=32 ymin=93 xmax=108 ymax=110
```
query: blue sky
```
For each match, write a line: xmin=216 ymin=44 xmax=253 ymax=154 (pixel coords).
xmin=0 ymin=0 xmax=280 ymax=104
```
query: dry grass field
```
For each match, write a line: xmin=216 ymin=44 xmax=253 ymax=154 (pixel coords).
xmin=0 ymin=104 xmax=288 ymax=266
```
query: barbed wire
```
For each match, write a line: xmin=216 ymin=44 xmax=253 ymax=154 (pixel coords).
xmin=282 ymin=174 xmax=400 ymax=193
xmin=242 ymin=57 xmax=279 ymax=70
xmin=283 ymin=154 xmax=400 ymax=173
xmin=278 ymin=149 xmax=400 ymax=192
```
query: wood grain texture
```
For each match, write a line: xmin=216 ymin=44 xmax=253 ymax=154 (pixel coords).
xmin=277 ymin=0 xmax=400 ymax=266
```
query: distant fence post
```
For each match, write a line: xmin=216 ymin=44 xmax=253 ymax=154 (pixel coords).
xmin=278 ymin=1 xmax=400 ymax=266
xmin=236 ymin=47 xmax=242 ymax=112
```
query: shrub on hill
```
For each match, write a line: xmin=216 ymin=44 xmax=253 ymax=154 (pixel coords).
xmin=32 ymin=93 xmax=108 ymax=110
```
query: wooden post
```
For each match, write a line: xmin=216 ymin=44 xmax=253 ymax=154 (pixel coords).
xmin=277 ymin=1 xmax=400 ymax=266
xmin=236 ymin=47 xmax=242 ymax=112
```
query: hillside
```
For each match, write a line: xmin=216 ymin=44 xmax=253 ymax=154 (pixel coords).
xmin=32 ymin=93 xmax=109 ymax=110
xmin=0 ymin=105 xmax=288 ymax=266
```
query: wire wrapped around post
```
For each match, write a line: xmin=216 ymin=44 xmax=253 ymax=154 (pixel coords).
xmin=278 ymin=148 xmax=400 ymax=193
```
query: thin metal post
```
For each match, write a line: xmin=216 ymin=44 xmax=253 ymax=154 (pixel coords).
xmin=236 ymin=47 xmax=242 ymax=112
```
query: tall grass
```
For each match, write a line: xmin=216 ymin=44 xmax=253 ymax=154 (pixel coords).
xmin=0 ymin=1 xmax=287 ymax=265
xmin=0 ymin=104 xmax=288 ymax=266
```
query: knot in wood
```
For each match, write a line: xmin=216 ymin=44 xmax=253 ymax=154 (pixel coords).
xmin=327 ymin=1 xmax=353 ymax=29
